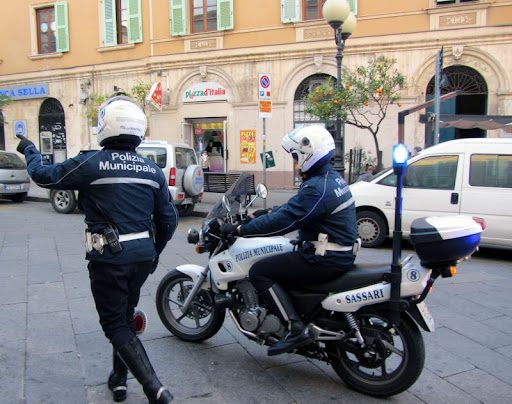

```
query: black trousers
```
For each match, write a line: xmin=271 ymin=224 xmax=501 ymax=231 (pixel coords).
xmin=249 ymin=251 xmax=345 ymax=292
xmin=88 ymin=260 xmax=152 ymax=350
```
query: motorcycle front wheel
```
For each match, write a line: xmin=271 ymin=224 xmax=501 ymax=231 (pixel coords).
xmin=327 ymin=312 xmax=425 ymax=398
xmin=156 ymin=269 xmax=225 ymax=342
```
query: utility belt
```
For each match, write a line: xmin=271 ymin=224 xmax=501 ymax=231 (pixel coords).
xmin=302 ymin=233 xmax=361 ymax=257
xmin=85 ymin=225 xmax=150 ymax=254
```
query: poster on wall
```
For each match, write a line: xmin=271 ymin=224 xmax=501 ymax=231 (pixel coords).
xmin=240 ymin=130 xmax=256 ymax=164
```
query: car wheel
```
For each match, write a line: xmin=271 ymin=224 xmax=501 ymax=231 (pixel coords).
xmin=357 ymin=210 xmax=387 ymax=248
xmin=51 ymin=190 xmax=77 ymax=214
xmin=9 ymin=192 xmax=27 ymax=203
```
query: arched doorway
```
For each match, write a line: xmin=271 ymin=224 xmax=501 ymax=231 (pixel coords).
xmin=293 ymin=73 xmax=335 ymax=185
xmin=0 ymin=111 xmax=5 ymax=150
xmin=38 ymin=98 xmax=67 ymax=164
xmin=425 ymin=65 xmax=488 ymax=145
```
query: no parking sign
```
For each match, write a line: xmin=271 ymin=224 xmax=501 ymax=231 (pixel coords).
xmin=258 ymin=73 xmax=272 ymax=118
xmin=258 ymin=73 xmax=272 ymax=100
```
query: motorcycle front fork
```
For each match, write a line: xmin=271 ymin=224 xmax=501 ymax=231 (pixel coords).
xmin=180 ymin=266 xmax=209 ymax=314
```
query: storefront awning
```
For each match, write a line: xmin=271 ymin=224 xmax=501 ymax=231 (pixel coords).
xmin=439 ymin=115 xmax=512 ymax=133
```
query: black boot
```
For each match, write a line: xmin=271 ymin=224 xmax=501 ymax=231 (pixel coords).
xmin=117 ymin=337 xmax=174 ymax=404
xmin=108 ymin=348 xmax=128 ymax=402
xmin=260 ymin=284 xmax=313 ymax=356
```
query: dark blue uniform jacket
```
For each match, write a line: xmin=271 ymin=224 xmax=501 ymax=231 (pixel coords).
xmin=22 ymin=145 xmax=178 ymax=264
xmin=240 ymin=164 xmax=357 ymax=268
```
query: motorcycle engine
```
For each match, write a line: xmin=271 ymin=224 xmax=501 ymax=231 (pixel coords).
xmin=240 ymin=307 xmax=265 ymax=332
xmin=258 ymin=314 xmax=284 ymax=335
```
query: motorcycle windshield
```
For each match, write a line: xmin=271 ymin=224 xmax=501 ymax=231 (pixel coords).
xmin=206 ymin=173 xmax=254 ymax=220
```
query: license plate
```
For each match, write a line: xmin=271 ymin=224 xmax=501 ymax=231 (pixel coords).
xmin=416 ymin=301 xmax=435 ymax=332
xmin=4 ymin=184 xmax=22 ymax=191
xmin=183 ymin=197 xmax=192 ymax=204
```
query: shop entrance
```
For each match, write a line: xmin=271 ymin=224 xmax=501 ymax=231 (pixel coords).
xmin=186 ymin=118 xmax=227 ymax=173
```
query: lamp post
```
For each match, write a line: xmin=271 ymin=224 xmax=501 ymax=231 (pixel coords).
xmin=322 ymin=0 xmax=357 ymax=177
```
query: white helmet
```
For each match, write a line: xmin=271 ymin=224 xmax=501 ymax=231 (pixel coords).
xmin=97 ymin=95 xmax=147 ymax=147
xmin=281 ymin=125 xmax=335 ymax=173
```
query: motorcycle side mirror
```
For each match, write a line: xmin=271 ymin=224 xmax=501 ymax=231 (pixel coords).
xmin=222 ymin=195 xmax=231 ymax=213
xmin=256 ymin=184 xmax=268 ymax=199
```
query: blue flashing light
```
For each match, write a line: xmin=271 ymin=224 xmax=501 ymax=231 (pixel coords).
xmin=392 ymin=144 xmax=409 ymax=169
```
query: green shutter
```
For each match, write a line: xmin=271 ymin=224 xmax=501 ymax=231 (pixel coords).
xmin=170 ymin=0 xmax=186 ymax=36
xmin=281 ymin=0 xmax=300 ymax=23
xmin=127 ymin=0 xmax=142 ymax=43
xmin=217 ymin=0 xmax=233 ymax=31
xmin=348 ymin=0 xmax=358 ymax=16
xmin=55 ymin=1 xmax=69 ymax=52
xmin=102 ymin=0 xmax=117 ymax=46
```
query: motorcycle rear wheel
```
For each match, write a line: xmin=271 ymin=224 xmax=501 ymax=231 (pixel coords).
xmin=327 ymin=312 xmax=424 ymax=398
xmin=156 ymin=269 xmax=225 ymax=342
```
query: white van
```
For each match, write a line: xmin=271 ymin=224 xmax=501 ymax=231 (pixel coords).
xmin=350 ymin=138 xmax=512 ymax=249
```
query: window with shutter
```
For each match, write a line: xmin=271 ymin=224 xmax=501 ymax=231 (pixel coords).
xmin=127 ymin=0 xmax=142 ymax=43
xmin=102 ymin=0 xmax=142 ymax=46
xmin=55 ymin=1 xmax=69 ymax=52
xmin=281 ymin=0 xmax=300 ymax=23
xmin=36 ymin=6 xmax=57 ymax=54
xmin=102 ymin=0 xmax=117 ymax=46
xmin=217 ymin=0 xmax=233 ymax=31
xmin=170 ymin=0 xmax=187 ymax=36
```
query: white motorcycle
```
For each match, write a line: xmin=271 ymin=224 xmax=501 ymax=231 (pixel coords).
xmin=156 ymin=173 xmax=482 ymax=397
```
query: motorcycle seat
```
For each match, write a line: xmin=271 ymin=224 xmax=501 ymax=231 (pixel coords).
xmin=299 ymin=263 xmax=391 ymax=293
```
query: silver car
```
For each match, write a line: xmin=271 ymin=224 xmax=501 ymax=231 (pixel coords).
xmin=0 ymin=151 xmax=30 ymax=202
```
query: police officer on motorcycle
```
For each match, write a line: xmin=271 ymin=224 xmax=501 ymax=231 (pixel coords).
xmin=17 ymin=94 xmax=177 ymax=403
xmin=222 ymin=125 xmax=358 ymax=356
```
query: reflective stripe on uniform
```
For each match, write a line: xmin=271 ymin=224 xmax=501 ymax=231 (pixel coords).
xmin=331 ymin=197 xmax=355 ymax=215
xmin=119 ymin=231 xmax=150 ymax=242
xmin=90 ymin=177 xmax=160 ymax=189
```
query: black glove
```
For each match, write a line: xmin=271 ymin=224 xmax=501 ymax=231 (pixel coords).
xmin=16 ymin=135 xmax=34 ymax=154
xmin=150 ymin=255 xmax=159 ymax=273
xmin=220 ymin=223 xmax=239 ymax=235
xmin=250 ymin=208 xmax=271 ymax=218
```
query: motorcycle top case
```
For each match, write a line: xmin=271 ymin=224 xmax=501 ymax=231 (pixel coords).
xmin=410 ymin=215 xmax=482 ymax=268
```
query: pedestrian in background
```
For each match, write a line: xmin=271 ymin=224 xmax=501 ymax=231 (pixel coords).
xmin=16 ymin=94 xmax=177 ymax=403
xmin=356 ymin=164 xmax=375 ymax=182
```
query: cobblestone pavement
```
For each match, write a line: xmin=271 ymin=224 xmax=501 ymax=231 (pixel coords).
xmin=1 ymin=197 xmax=512 ymax=404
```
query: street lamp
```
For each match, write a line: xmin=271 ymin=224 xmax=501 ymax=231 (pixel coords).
xmin=323 ymin=0 xmax=357 ymax=177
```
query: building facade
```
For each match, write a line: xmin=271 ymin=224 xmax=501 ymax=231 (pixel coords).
xmin=1 ymin=0 xmax=511 ymax=188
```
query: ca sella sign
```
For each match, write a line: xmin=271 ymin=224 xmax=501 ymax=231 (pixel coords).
xmin=183 ymin=82 xmax=228 ymax=103
xmin=0 ymin=83 xmax=49 ymax=100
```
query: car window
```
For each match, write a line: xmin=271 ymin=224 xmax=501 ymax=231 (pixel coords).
xmin=377 ymin=155 xmax=459 ymax=190
xmin=175 ymin=148 xmax=197 ymax=169
xmin=470 ymin=154 xmax=512 ymax=188
xmin=136 ymin=147 xmax=167 ymax=168
xmin=0 ymin=152 xmax=26 ymax=169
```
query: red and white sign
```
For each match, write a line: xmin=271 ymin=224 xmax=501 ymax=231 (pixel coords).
xmin=146 ymin=82 xmax=163 ymax=110
xmin=258 ymin=73 xmax=272 ymax=100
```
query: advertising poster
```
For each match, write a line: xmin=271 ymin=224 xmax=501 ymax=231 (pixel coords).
xmin=240 ymin=130 xmax=256 ymax=164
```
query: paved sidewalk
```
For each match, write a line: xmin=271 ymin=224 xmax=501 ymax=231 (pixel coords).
xmin=1 ymin=199 xmax=512 ymax=404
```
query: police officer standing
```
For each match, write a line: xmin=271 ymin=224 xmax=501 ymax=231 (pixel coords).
xmin=17 ymin=94 xmax=177 ymax=403
xmin=222 ymin=125 xmax=358 ymax=356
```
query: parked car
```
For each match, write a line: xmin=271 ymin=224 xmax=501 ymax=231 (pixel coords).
xmin=351 ymin=138 xmax=512 ymax=249
xmin=137 ymin=140 xmax=204 ymax=215
xmin=0 ymin=151 xmax=30 ymax=202
xmin=50 ymin=141 xmax=204 ymax=216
